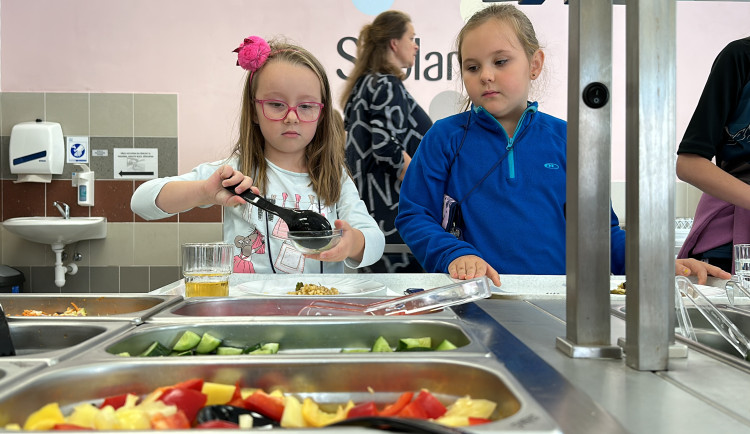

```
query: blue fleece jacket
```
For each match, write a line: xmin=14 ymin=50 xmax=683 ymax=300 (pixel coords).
xmin=395 ymin=103 xmax=626 ymax=275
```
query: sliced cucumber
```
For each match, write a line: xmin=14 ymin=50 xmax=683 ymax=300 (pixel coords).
xmin=116 ymin=351 xmax=131 ymax=357
xmin=216 ymin=346 xmax=244 ymax=356
xmin=371 ymin=336 xmax=393 ymax=352
xmin=263 ymin=343 xmax=280 ymax=353
xmin=341 ymin=348 xmax=370 ymax=353
xmin=139 ymin=341 xmax=171 ymax=357
xmin=396 ymin=337 xmax=432 ymax=351
xmin=247 ymin=342 xmax=280 ymax=355
xmin=195 ymin=332 xmax=223 ymax=354
xmin=172 ymin=330 xmax=201 ymax=352
xmin=243 ymin=342 xmax=262 ymax=354
xmin=435 ymin=339 xmax=458 ymax=351
xmin=170 ymin=350 xmax=194 ymax=357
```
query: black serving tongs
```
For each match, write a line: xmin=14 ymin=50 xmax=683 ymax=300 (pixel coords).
xmin=224 ymin=184 xmax=331 ymax=232
xmin=330 ymin=416 xmax=468 ymax=433
xmin=0 ymin=302 xmax=16 ymax=356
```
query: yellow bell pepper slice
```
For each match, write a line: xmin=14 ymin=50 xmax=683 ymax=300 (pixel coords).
xmin=116 ymin=408 xmax=151 ymax=430
xmin=443 ymin=396 xmax=497 ymax=419
xmin=93 ymin=405 xmax=119 ymax=430
xmin=66 ymin=403 xmax=100 ymax=429
xmin=280 ymin=395 xmax=305 ymax=428
xmin=201 ymin=382 xmax=238 ymax=406
xmin=23 ymin=402 xmax=65 ymax=431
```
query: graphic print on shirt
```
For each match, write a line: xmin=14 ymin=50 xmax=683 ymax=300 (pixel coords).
xmin=272 ymin=193 xmax=290 ymax=238
xmin=232 ymin=229 xmax=266 ymax=273
xmin=271 ymin=193 xmax=329 ymax=274
xmin=272 ymin=193 xmax=303 ymax=273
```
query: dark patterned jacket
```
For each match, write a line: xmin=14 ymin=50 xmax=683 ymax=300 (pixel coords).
xmin=343 ymin=73 xmax=433 ymax=244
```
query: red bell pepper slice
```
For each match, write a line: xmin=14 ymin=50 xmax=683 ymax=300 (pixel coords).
xmin=194 ymin=420 xmax=240 ymax=429
xmin=225 ymin=381 xmax=247 ymax=409
xmin=243 ymin=390 xmax=284 ymax=422
xmin=158 ymin=387 xmax=207 ymax=423
xmin=412 ymin=390 xmax=447 ymax=419
xmin=171 ymin=378 xmax=204 ymax=391
xmin=150 ymin=410 xmax=191 ymax=429
xmin=98 ymin=393 xmax=131 ymax=410
xmin=53 ymin=424 xmax=93 ymax=430
xmin=398 ymin=400 xmax=429 ymax=419
xmin=347 ymin=401 xmax=379 ymax=419
xmin=379 ymin=392 xmax=413 ymax=417
xmin=468 ymin=417 xmax=492 ymax=425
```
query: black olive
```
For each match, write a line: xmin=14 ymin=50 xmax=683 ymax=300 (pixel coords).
xmin=195 ymin=405 xmax=278 ymax=429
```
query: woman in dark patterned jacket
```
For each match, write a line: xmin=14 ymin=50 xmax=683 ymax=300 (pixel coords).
xmin=340 ymin=10 xmax=433 ymax=273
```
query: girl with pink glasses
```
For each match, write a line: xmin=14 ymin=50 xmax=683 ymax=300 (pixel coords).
xmin=132 ymin=37 xmax=384 ymax=274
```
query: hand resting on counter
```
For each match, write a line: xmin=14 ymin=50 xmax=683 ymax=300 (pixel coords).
xmin=447 ymin=255 xmax=732 ymax=289
xmin=675 ymin=258 xmax=731 ymax=285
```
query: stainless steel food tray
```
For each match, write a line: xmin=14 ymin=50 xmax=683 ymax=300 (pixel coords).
xmin=81 ymin=318 xmax=489 ymax=359
xmin=5 ymin=319 xmax=134 ymax=364
xmin=148 ymin=296 xmax=458 ymax=322
xmin=0 ymin=360 xmax=47 ymax=391
xmin=1 ymin=294 xmax=181 ymax=324
xmin=0 ymin=356 xmax=560 ymax=432
xmin=612 ymin=302 xmax=750 ymax=373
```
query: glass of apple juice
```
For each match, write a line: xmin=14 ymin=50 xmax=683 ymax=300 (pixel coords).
xmin=181 ymin=243 xmax=233 ymax=297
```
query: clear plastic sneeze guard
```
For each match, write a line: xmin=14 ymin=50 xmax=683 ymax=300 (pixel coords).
xmin=298 ymin=277 xmax=491 ymax=316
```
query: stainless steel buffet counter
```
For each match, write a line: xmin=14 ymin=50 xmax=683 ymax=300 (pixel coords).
xmin=1 ymin=272 xmax=749 ymax=433
xmin=476 ymin=274 xmax=750 ymax=434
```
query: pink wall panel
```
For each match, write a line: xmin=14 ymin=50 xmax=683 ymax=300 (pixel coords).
xmin=2 ymin=0 xmax=749 ymax=180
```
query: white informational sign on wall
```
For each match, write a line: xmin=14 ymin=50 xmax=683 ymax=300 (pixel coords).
xmin=66 ymin=136 xmax=89 ymax=164
xmin=114 ymin=148 xmax=158 ymax=179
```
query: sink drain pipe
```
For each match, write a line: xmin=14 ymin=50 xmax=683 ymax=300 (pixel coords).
xmin=51 ymin=243 xmax=78 ymax=287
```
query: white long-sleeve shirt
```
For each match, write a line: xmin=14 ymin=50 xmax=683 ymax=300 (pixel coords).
xmin=131 ymin=158 xmax=385 ymax=274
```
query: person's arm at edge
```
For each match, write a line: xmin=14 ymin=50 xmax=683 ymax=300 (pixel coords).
xmin=131 ymin=162 xmax=253 ymax=220
xmin=676 ymin=154 xmax=750 ymax=211
xmin=676 ymin=40 xmax=750 ymax=208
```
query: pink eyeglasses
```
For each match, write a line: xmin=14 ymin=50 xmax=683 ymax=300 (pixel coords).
xmin=255 ymin=99 xmax=324 ymax=122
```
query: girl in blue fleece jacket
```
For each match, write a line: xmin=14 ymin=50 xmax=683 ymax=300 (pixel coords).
xmin=396 ymin=5 xmax=625 ymax=286
xmin=396 ymin=4 xmax=727 ymax=287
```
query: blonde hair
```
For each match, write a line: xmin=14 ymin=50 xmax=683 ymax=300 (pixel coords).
xmin=456 ymin=5 xmax=542 ymax=109
xmin=339 ymin=10 xmax=412 ymax=109
xmin=231 ymin=40 xmax=347 ymax=206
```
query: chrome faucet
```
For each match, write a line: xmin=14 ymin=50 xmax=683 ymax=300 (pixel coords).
xmin=53 ymin=201 xmax=70 ymax=219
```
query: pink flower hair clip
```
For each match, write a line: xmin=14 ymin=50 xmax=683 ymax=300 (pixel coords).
xmin=233 ymin=36 xmax=271 ymax=73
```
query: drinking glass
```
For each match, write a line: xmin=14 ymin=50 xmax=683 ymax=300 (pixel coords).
xmin=734 ymin=244 xmax=750 ymax=280
xmin=181 ymin=243 xmax=233 ymax=297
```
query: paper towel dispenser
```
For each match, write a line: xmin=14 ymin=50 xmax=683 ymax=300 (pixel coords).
xmin=9 ymin=120 xmax=64 ymax=183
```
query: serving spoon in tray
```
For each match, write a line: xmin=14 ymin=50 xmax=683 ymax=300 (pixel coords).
xmin=224 ymin=184 xmax=334 ymax=251
xmin=0 ymin=302 xmax=16 ymax=356
xmin=224 ymin=184 xmax=331 ymax=232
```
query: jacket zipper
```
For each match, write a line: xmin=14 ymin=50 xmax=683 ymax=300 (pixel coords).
xmin=478 ymin=106 xmax=535 ymax=180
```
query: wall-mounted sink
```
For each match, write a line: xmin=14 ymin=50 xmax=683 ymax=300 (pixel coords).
xmin=3 ymin=216 xmax=107 ymax=288
xmin=3 ymin=216 xmax=106 ymax=246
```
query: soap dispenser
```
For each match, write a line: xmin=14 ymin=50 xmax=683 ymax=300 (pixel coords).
xmin=73 ymin=164 xmax=95 ymax=206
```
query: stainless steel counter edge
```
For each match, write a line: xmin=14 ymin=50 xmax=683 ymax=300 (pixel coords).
xmin=476 ymin=298 xmax=750 ymax=433
xmin=454 ymin=302 xmax=629 ymax=434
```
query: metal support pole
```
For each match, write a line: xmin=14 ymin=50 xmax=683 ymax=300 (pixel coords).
xmin=624 ymin=0 xmax=676 ymax=371
xmin=557 ymin=0 xmax=621 ymax=359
